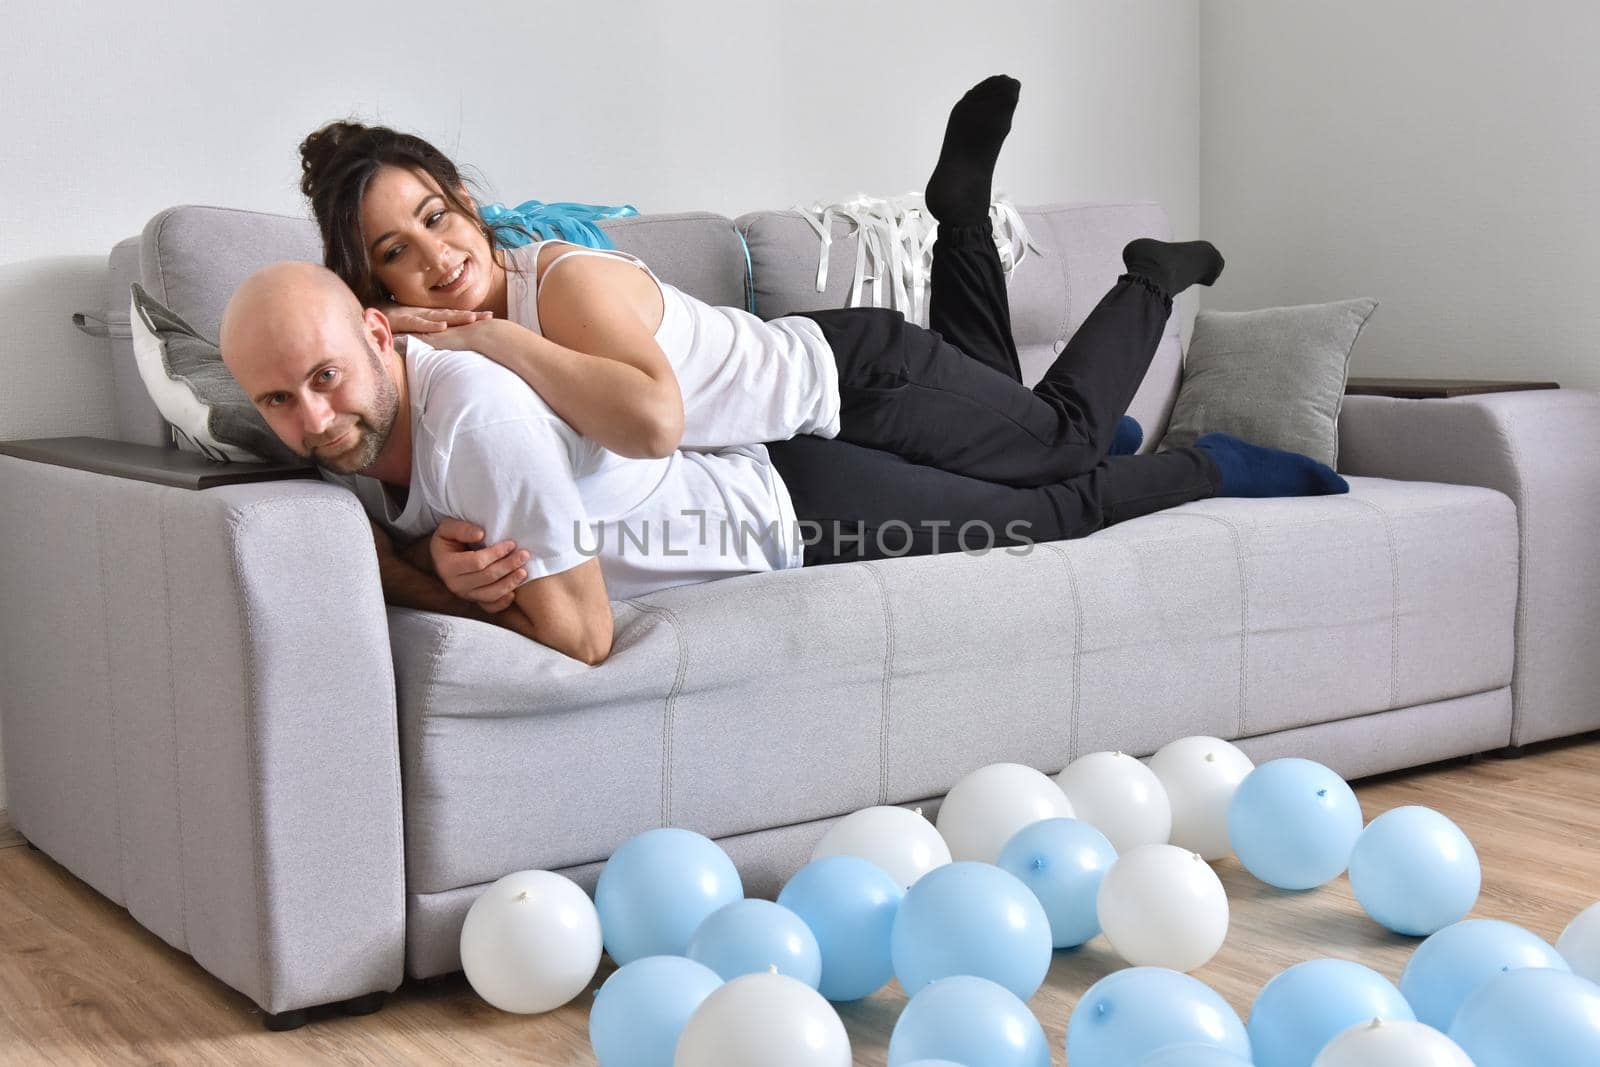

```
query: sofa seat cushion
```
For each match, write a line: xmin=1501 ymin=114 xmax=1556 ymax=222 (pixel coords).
xmin=388 ymin=476 xmax=1517 ymax=896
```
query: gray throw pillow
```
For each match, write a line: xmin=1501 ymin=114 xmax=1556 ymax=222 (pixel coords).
xmin=128 ymin=283 xmax=304 ymax=465
xmin=1158 ymin=298 xmax=1379 ymax=468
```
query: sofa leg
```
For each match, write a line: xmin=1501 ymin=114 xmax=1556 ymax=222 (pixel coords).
xmin=1489 ymin=744 xmax=1526 ymax=760
xmin=339 ymin=991 xmax=387 ymax=1016
xmin=263 ymin=1008 xmax=309 ymax=1032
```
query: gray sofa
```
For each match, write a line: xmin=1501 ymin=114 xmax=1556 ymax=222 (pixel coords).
xmin=3 ymin=198 xmax=1599 ymax=1028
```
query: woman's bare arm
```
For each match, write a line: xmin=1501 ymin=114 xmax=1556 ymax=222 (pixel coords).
xmin=432 ymin=255 xmax=684 ymax=458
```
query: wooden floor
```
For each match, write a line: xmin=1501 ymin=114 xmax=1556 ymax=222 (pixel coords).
xmin=3 ymin=736 xmax=1598 ymax=1066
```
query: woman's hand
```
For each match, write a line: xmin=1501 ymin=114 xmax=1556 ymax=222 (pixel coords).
xmin=432 ymin=317 xmax=514 ymax=353
xmin=429 ymin=518 xmax=530 ymax=613
xmin=381 ymin=304 xmax=493 ymax=335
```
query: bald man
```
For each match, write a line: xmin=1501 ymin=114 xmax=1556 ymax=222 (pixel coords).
xmin=220 ymin=262 xmax=802 ymax=666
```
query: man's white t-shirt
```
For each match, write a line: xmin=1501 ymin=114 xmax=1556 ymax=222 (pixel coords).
xmin=324 ymin=336 xmax=804 ymax=601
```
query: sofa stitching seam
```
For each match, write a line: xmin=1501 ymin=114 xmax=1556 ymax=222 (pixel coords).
xmin=158 ymin=499 xmax=191 ymax=952
xmin=622 ymin=602 xmax=689 ymax=826
xmin=418 ymin=616 xmax=453 ymax=880
xmin=95 ymin=493 xmax=129 ymax=904
xmin=1055 ymin=225 xmax=1072 ymax=352
xmin=1486 ymin=411 xmax=1531 ymax=743
xmin=1180 ymin=512 xmax=1250 ymax=734
xmin=859 ymin=564 xmax=895 ymax=806
xmin=1040 ymin=543 xmax=1084 ymax=760
xmin=220 ymin=504 xmax=272 ymax=1008
xmin=151 ymin=212 xmax=173 ymax=307
xmin=1349 ymin=497 xmax=1402 ymax=710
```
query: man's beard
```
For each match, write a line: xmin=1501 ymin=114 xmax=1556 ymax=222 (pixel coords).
xmin=309 ymin=361 xmax=400 ymax=475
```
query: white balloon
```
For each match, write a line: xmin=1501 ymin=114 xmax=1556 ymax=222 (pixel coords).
xmin=459 ymin=870 xmax=602 ymax=1014
xmin=1056 ymin=750 xmax=1173 ymax=852
xmin=811 ymin=805 xmax=952 ymax=889
xmin=1096 ymin=843 xmax=1230 ymax=972
xmin=935 ymin=762 xmax=1075 ymax=864
xmin=1312 ymin=1017 xmax=1474 ymax=1067
xmin=1557 ymin=900 xmax=1600 ymax=983
xmin=674 ymin=970 xmax=852 ymax=1067
xmin=1147 ymin=736 xmax=1255 ymax=861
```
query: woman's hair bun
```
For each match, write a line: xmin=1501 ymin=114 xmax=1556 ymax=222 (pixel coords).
xmin=299 ymin=121 xmax=373 ymax=200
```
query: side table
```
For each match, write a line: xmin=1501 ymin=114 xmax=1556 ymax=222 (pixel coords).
xmin=1345 ymin=377 xmax=1560 ymax=400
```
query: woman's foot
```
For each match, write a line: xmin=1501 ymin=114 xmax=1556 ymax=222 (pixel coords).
xmin=1194 ymin=432 xmax=1349 ymax=497
xmin=1108 ymin=415 xmax=1143 ymax=456
xmin=1122 ymin=238 xmax=1226 ymax=297
xmin=925 ymin=74 xmax=1021 ymax=226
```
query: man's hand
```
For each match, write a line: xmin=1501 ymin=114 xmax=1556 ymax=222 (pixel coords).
xmin=429 ymin=518 xmax=530 ymax=614
xmin=380 ymin=304 xmax=493 ymax=335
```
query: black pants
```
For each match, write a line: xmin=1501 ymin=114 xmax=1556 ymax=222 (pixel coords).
xmin=799 ymin=219 xmax=1175 ymax=487
xmin=767 ymin=220 xmax=1220 ymax=565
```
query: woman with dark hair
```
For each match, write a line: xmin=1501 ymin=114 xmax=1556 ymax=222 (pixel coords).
xmin=296 ymin=75 xmax=1346 ymax=611
xmin=298 ymin=75 xmax=1236 ymax=483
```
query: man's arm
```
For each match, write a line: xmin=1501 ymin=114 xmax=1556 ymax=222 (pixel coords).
xmin=367 ymin=519 xmax=540 ymax=640
xmin=512 ymin=557 xmax=614 ymax=666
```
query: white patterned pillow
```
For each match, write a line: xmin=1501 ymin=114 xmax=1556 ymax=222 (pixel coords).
xmin=129 ymin=283 xmax=303 ymax=465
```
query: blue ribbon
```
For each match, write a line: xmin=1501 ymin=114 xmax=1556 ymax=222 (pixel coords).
xmin=478 ymin=199 xmax=640 ymax=250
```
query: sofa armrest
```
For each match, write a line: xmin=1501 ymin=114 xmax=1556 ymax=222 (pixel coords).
xmin=1337 ymin=390 xmax=1600 ymax=745
xmin=0 ymin=452 xmax=404 ymax=1017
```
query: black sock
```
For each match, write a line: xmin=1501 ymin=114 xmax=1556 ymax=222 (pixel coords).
xmin=925 ymin=75 xmax=1021 ymax=226
xmin=1122 ymin=238 xmax=1226 ymax=297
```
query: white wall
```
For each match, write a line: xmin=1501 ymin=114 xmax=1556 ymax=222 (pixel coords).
xmin=1199 ymin=1 xmax=1600 ymax=388
xmin=0 ymin=2 xmax=1200 ymax=811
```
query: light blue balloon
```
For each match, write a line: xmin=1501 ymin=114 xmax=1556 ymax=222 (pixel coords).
xmin=777 ymin=854 xmax=904 ymax=1001
xmin=887 ymin=975 xmax=1050 ymax=1067
xmin=1248 ymin=958 xmax=1413 ymax=1067
xmin=1399 ymin=917 xmax=1570 ymax=1030
xmin=594 ymin=828 xmax=743 ymax=965
xmin=1348 ymin=805 xmax=1480 ymax=936
xmin=685 ymin=897 xmax=822 ymax=987
xmin=588 ymin=955 xmax=723 ymax=1067
xmin=1448 ymin=967 xmax=1600 ymax=1067
xmin=995 ymin=817 xmax=1117 ymax=949
xmin=890 ymin=861 xmax=1052 ymax=1002
xmin=1067 ymin=967 xmax=1251 ymax=1065
xmin=1228 ymin=758 xmax=1363 ymax=889
xmin=1139 ymin=1045 xmax=1255 ymax=1067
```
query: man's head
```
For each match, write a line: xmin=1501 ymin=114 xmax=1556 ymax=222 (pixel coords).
xmin=220 ymin=261 xmax=402 ymax=474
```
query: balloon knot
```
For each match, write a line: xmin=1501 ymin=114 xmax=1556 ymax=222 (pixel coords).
xmin=514 ymin=890 xmax=529 ymax=903
xmin=1204 ymin=752 xmax=1216 ymax=762
xmin=1316 ymin=788 xmax=1328 ymax=798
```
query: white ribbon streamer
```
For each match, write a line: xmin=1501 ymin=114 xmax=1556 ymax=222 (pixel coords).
xmin=790 ymin=192 xmax=1043 ymax=327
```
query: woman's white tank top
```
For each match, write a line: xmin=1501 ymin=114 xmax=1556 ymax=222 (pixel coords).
xmin=505 ymin=242 xmax=841 ymax=450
